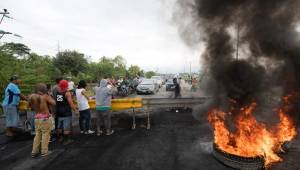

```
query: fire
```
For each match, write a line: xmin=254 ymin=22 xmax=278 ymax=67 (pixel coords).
xmin=208 ymin=96 xmax=297 ymax=167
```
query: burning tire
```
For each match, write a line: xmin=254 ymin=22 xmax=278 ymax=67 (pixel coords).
xmin=212 ymin=143 xmax=265 ymax=170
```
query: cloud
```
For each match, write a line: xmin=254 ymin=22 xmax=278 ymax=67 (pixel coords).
xmin=2 ymin=0 xmax=200 ymax=73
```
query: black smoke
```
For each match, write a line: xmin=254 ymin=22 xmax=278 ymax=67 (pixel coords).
xmin=175 ymin=0 xmax=300 ymax=114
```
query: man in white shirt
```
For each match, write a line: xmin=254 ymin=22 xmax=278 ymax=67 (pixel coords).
xmin=75 ymin=80 xmax=94 ymax=134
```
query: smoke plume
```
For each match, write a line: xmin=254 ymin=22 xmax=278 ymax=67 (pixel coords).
xmin=175 ymin=0 xmax=300 ymax=118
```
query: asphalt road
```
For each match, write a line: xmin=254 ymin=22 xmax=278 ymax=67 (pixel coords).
xmin=0 ymin=83 xmax=300 ymax=170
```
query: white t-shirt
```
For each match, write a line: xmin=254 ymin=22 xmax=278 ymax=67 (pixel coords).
xmin=75 ymin=88 xmax=90 ymax=111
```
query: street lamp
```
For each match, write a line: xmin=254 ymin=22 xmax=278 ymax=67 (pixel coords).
xmin=0 ymin=30 xmax=12 ymax=40
xmin=0 ymin=9 xmax=10 ymax=24
xmin=0 ymin=9 xmax=22 ymax=40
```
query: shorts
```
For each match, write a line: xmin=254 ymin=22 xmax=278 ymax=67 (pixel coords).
xmin=3 ymin=104 xmax=19 ymax=127
xmin=57 ymin=116 xmax=72 ymax=131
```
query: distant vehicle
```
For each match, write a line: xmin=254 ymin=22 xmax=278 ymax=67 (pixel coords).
xmin=151 ymin=76 xmax=164 ymax=87
xmin=165 ymin=79 xmax=176 ymax=91
xmin=136 ymin=79 xmax=159 ymax=94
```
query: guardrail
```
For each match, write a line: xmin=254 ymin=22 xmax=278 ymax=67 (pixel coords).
xmin=18 ymin=97 xmax=208 ymax=130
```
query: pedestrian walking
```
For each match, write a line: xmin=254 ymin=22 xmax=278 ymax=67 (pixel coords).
xmin=76 ymin=80 xmax=94 ymax=135
xmin=55 ymin=80 xmax=78 ymax=145
xmin=2 ymin=75 xmax=27 ymax=137
xmin=173 ymin=78 xmax=181 ymax=98
xmin=30 ymin=83 xmax=55 ymax=158
xmin=95 ymin=79 xmax=116 ymax=136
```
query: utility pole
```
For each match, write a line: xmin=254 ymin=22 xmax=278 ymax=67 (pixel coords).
xmin=189 ymin=61 xmax=192 ymax=76
xmin=57 ymin=41 xmax=61 ymax=53
xmin=236 ymin=22 xmax=240 ymax=60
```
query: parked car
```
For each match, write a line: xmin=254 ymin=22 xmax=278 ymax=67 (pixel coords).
xmin=136 ymin=79 xmax=159 ymax=94
xmin=151 ymin=76 xmax=163 ymax=87
xmin=165 ymin=79 xmax=175 ymax=91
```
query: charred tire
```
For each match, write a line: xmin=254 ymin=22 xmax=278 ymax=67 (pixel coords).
xmin=212 ymin=143 xmax=264 ymax=170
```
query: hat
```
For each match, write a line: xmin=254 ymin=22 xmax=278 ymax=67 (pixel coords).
xmin=59 ymin=79 xmax=69 ymax=91
xmin=10 ymin=75 xmax=20 ymax=81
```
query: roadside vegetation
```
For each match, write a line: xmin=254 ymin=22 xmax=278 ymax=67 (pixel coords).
xmin=0 ymin=42 xmax=157 ymax=115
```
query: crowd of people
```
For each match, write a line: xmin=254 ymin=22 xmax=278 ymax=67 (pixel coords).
xmin=1 ymin=75 xmax=185 ymax=158
xmin=1 ymin=75 xmax=117 ymax=158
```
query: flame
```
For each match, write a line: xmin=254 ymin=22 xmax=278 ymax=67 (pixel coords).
xmin=208 ymin=96 xmax=297 ymax=167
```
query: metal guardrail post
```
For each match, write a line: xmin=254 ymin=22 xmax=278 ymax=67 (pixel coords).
xmin=146 ymin=106 xmax=150 ymax=130
xmin=132 ymin=108 xmax=136 ymax=130
xmin=146 ymin=112 xmax=150 ymax=130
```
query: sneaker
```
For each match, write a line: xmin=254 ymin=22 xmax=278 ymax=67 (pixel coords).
xmin=80 ymin=131 xmax=84 ymax=134
xmin=31 ymin=153 xmax=39 ymax=158
xmin=97 ymin=130 xmax=103 ymax=136
xmin=84 ymin=130 xmax=95 ymax=135
xmin=106 ymin=130 xmax=114 ymax=136
xmin=41 ymin=151 xmax=52 ymax=157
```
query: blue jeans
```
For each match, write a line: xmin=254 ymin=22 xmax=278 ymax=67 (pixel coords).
xmin=57 ymin=116 xmax=72 ymax=132
xmin=79 ymin=109 xmax=91 ymax=132
xmin=3 ymin=104 xmax=19 ymax=127
xmin=28 ymin=110 xmax=36 ymax=134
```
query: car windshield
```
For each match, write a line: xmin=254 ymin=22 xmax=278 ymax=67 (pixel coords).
xmin=166 ymin=79 xmax=173 ymax=83
xmin=141 ymin=80 xmax=153 ymax=85
xmin=151 ymin=76 xmax=161 ymax=80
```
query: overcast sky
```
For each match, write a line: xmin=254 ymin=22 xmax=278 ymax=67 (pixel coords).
xmin=1 ymin=0 xmax=201 ymax=73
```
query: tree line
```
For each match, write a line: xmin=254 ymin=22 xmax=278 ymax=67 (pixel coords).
xmin=0 ymin=42 xmax=157 ymax=98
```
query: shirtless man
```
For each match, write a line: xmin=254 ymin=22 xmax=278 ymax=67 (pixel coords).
xmin=29 ymin=83 xmax=55 ymax=158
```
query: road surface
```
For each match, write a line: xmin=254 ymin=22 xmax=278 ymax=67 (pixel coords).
xmin=0 ymin=83 xmax=300 ymax=170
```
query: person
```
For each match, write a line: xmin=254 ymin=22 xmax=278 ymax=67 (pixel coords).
xmin=191 ymin=77 xmax=198 ymax=92
xmin=75 ymin=80 xmax=94 ymax=135
xmin=95 ymin=79 xmax=115 ymax=136
xmin=66 ymin=77 xmax=75 ymax=95
xmin=51 ymin=77 xmax=63 ymax=131
xmin=173 ymin=78 xmax=181 ymax=98
xmin=29 ymin=83 xmax=55 ymax=158
xmin=55 ymin=79 xmax=78 ymax=145
xmin=2 ymin=75 xmax=27 ymax=137
xmin=52 ymin=78 xmax=63 ymax=98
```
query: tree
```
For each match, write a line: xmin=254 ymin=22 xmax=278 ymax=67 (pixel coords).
xmin=0 ymin=42 xmax=30 ymax=58
xmin=112 ymin=56 xmax=127 ymax=78
xmin=145 ymin=71 xmax=156 ymax=78
xmin=128 ymin=65 xmax=143 ymax=78
xmin=53 ymin=50 xmax=88 ymax=76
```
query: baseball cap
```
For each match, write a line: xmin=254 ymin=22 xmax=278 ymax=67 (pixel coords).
xmin=59 ymin=79 xmax=69 ymax=91
xmin=10 ymin=75 xmax=20 ymax=81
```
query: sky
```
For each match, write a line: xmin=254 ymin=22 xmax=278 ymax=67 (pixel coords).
xmin=1 ymin=0 xmax=201 ymax=73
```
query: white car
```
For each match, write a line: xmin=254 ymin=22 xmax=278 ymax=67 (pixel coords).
xmin=136 ymin=79 xmax=159 ymax=94
xmin=151 ymin=76 xmax=163 ymax=88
